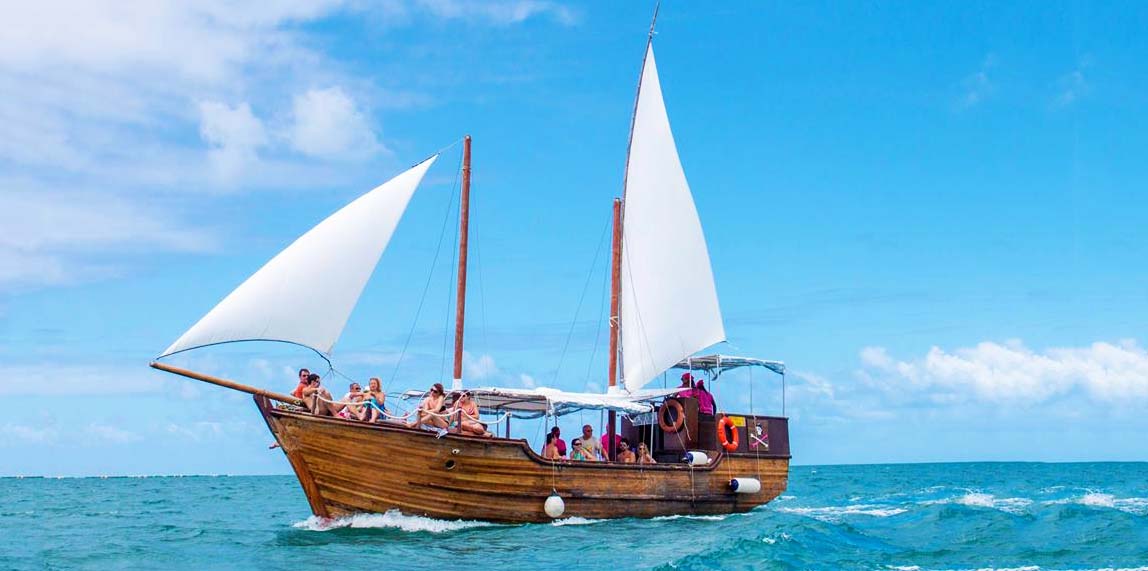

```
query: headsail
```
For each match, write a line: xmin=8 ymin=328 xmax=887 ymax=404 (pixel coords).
xmin=620 ymin=45 xmax=725 ymax=392
xmin=161 ymin=156 xmax=438 ymax=358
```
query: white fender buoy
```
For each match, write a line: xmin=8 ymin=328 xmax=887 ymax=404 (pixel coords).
xmin=544 ymin=493 xmax=565 ymax=518
xmin=730 ymin=477 xmax=762 ymax=494
xmin=682 ymin=451 xmax=710 ymax=466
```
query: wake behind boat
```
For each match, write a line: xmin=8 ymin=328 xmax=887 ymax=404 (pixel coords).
xmin=151 ymin=17 xmax=791 ymax=524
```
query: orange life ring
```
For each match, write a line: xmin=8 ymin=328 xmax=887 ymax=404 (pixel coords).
xmin=717 ymin=416 xmax=739 ymax=452
xmin=658 ymin=399 xmax=686 ymax=433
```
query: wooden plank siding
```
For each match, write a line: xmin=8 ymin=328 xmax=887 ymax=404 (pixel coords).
xmin=256 ymin=396 xmax=789 ymax=523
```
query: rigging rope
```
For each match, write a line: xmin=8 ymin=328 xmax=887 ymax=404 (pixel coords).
xmin=554 ymin=213 xmax=613 ymax=384
xmin=387 ymin=148 xmax=464 ymax=391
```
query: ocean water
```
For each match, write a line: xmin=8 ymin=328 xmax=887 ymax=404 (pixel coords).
xmin=3 ymin=462 xmax=1145 ymax=571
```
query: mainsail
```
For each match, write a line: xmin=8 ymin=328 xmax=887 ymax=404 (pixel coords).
xmin=620 ymin=44 xmax=725 ymax=392
xmin=161 ymin=156 xmax=438 ymax=358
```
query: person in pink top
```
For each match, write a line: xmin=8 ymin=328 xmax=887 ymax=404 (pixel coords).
xmin=695 ymin=380 xmax=716 ymax=416
xmin=600 ymin=432 xmax=622 ymax=461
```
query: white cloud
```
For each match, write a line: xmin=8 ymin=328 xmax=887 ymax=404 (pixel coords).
xmin=86 ymin=422 xmax=143 ymax=444
xmin=287 ymin=87 xmax=382 ymax=160
xmin=1 ymin=422 xmax=59 ymax=445
xmin=957 ymin=54 xmax=995 ymax=109
xmin=414 ymin=0 xmax=577 ymax=26
xmin=199 ymin=101 xmax=268 ymax=180
xmin=0 ymin=363 xmax=163 ymax=397
xmin=1052 ymin=69 xmax=1088 ymax=108
xmin=463 ymin=352 xmax=498 ymax=380
xmin=859 ymin=339 xmax=1148 ymax=403
xmin=519 ymin=373 xmax=536 ymax=388
xmin=0 ymin=183 xmax=214 ymax=289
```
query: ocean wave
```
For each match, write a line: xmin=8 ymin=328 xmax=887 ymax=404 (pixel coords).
xmin=774 ymin=504 xmax=907 ymax=522
xmin=1043 ymin=492 xmax=1148 ymax=515
xmin=886 ymin=567 xmax=1148 ymax=571
xmin=550 ymin=517 xmax=608 ymax=526
xmin=920 ymin=492 xmax=1033 ymax=514
xmin=292 ymin=510 xmax=495 ymax=533
xmin=650 ymin=514 xmax=728 ymax=522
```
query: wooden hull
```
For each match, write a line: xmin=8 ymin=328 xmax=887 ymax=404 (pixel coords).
xmin=256 ymin=396 xmax=789 ymax=523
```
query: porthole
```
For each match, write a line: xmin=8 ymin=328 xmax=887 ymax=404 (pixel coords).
xmin=445 ymin=459 xmax=457 ymax=470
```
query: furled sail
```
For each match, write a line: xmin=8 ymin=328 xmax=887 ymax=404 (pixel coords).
xmin=620 ymin=45 xmax=725 ymax=392
xmin=161 ymin=156 xmax=438 ymax=358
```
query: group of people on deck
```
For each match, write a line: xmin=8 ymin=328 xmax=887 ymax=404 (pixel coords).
xmin=290 ymin=368 xmax=714 ymax=450
xmin=405 ymin=382 xmax=492 ymax=438
xmin=291 ymin=369 xmax=491 ymax=438
xmin=542 ymin=425 xmax=656 ymax=464
xmin=292 ymin=368 xmax=389 ymax=422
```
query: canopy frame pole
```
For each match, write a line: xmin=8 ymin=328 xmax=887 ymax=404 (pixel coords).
xmin=452 ymin=135 xmax=472 ymax=390
xmin=606 ymin=197 xmax=624 ymax=461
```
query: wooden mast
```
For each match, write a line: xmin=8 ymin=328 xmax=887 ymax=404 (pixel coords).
xmin=605 ymin=6 xmax=659 ymax=461
xmin=452 ymin=135 xmax=472 ymax=390
xmin=606 ymin=198 xmax=624 ymax=460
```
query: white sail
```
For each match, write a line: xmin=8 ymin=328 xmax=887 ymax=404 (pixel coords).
xmin=161 ymin=156 xmax=438 ymax=358
xmin=620 ymin=45 xmax=725 ymax=392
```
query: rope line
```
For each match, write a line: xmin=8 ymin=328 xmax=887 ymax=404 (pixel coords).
xmin=387 ymin=148 xmax=464 ymax=391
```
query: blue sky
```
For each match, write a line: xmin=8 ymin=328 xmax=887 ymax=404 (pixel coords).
xmin=2 ymin=1 xmax=1147 ymax=476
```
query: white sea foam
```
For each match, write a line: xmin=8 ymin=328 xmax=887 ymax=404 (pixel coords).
xmin=1043 ymin=492 xmax=1148 ymax=515
xmin=550 ymin=516 xmax=608 ymax=526
xmin=775 ymin=504 xmax=907 ymax=522
xmin=761 ymin=532 xmax=792 ymax=545
xmin=292 ymin=510 xmax=494 ymax=533
xmin=920 ymin=492 xmax=1033 ymax=515
xmin=651 ymin=514 xmax=728 ymax=522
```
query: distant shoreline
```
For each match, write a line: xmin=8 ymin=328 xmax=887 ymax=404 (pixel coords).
xmin=5 ymin=459 xmax=1146 ymax=479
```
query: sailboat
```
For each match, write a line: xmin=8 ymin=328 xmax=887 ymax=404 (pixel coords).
xmin=152 ymin=22 xmax=791 ymax=523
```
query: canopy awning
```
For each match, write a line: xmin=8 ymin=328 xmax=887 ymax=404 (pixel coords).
xmin=673 ymin=354 xmax=786 ymax=377
xmin=400 ymin=386 xmax=681 ymax=419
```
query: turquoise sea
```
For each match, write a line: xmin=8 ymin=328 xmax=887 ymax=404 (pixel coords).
xmin=3 ymin=462 xmax=1146 ymax=570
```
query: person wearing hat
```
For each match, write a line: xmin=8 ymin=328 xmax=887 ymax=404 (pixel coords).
xmin=678 ymin=372 xmax=698 ymax=399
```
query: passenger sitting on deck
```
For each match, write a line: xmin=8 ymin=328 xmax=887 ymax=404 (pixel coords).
xmin=570 ymin=438 xmax=588 ymax=461
xmin=291 ymin=368 xmax=311 ymax=399
xmin=542 ymin=432 xmax=563 ymax=460
xmin=407 ymin=382 xmax=449 ymax=431
xmin=695 ymin=380 xmax=716 ymax=417
xmin=363 ymin=377 xmax=386 ymax=422
xmin=579 ymin=425 xmax=604 ymax=461
xmin=339 ymin=382 xmax=366 ymax=421
xmin=618 ymin=438 xmax=636 ymax=463
xmin=300 ymin=374 xmax=340 ymax=416
xmin=548 ymin=426 xmax=567 ymax=457
xmin=453 ymin=392 xmax=492 ymax=437
xmin=636 ymin=442 xmax=657 ymax=464
xmin=600 ymin=432 xmax=622 ymax=461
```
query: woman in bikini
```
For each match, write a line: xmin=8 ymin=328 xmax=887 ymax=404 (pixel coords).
xmin=408 ymin=382 xmax=449 ymax=430
xmin=453 ymin=392 xmax=491 ymax=437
